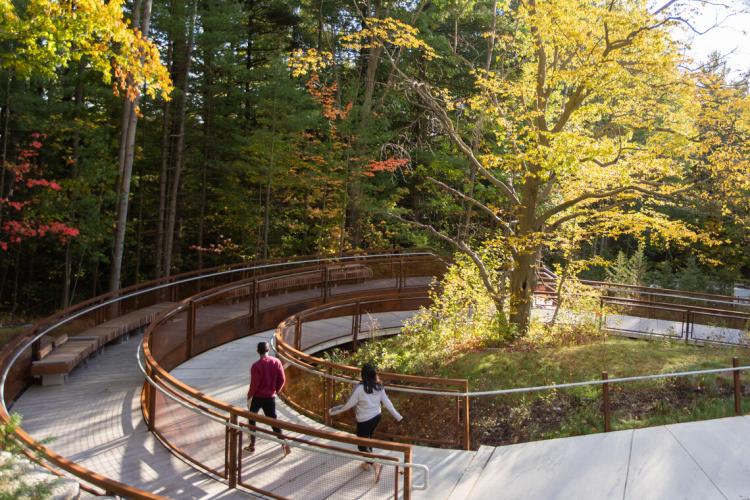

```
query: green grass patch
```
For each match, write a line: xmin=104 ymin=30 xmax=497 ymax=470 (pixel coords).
xmin=438 ymin=337 xmax=743 ymax=389
xmin=436 ymin=337 xmax=748 ymax=445
xmin=329 ymin=335 xmax=749 ymax=447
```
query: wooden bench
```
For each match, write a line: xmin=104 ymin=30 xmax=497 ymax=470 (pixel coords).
xmin=30 ymin=302 xmax=177 ymax=386
xmin=328 ymin=264 xmax=373 ymax=283
xmin=258 ymin=273 xmax=322 ymax=295
xmin=31 ymin=336 xmax=99 ymax=386
xmin=255 ymin=265 xmax=373 ymax=296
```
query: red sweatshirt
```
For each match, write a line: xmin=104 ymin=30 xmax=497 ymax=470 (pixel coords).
xmin=247 ymin=356 xmax=286 ymax=399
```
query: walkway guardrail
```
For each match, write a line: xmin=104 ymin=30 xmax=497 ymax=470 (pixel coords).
xmin=4 ymin=250 xmax=750 ymax=496
xmin=1 ymin=249 xmax=438 ymax=498
xmin=274 ymin=292 xmax=471 ymax=450
xmin=140 ymin=252 xmax=446 ymax=498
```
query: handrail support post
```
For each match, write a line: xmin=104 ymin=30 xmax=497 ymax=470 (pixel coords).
xmin=734 ymin=357 xmax=742 ymax=416
xmin=602 ymin=371 xmax=611 ymax=432
xmin=227 ymin=413 xmax=238 ymax=488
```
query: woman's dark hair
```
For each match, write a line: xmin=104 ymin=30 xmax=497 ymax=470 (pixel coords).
xmin=361 ymin=363 xmax=382 ymax=394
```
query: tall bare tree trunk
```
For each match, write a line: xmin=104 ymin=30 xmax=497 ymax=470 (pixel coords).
xmin=261 ymin=91 xmax=278 ymax=259
xmin=163 ymin=0 xmax=198 ymax=277
xmin=63 ymin=242 xmax=72 ymax=308
xmin=155 ymin=97 xmax=171 ymax=278
xmin=63 ymin=61 xmax=84 ymax=308
xmin=110 ymin=0 xmax=153 ymax=292
xmin=485 ymin=0 xmax=498 ymax=70
xmin=197 ymin=48 xmax=213 ymax=270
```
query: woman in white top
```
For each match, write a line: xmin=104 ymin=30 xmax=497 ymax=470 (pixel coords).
xmin=329 ymin=363 xmax=403 ymax=470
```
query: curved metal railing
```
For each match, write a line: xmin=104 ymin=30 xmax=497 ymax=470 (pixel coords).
xmin=0 ymin=250 xmax=439 ymax=498
xmin=4 ymin=249 xmax=750 ymax=497
xmin=139 ymin=252 xmax=446 ymax=498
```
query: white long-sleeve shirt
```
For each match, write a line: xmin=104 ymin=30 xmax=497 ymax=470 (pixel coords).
xmin=329 ymin=384 xmax=403 ymax=423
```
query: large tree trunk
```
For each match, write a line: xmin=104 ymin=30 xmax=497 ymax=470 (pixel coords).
xmin=508 ymin=179 xmax=543 ymax=332
xmin=110 ymin=0 xmax=153 ymax=292
xmin=509 ymin=249 xmax=540 ymax=333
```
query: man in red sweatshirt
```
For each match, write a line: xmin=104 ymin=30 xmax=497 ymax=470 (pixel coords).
xmin=246 ymin=341 xmax=291 ymax=455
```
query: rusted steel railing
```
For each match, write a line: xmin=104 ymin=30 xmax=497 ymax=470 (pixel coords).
xmin=1 ymin=250 xmax=438 ymax=498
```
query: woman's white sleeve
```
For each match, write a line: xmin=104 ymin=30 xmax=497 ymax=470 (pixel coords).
xmin=381 ymin=389 xmax=402 ymax=421
xmin=329 ymin=386 xmax=360 ymax=416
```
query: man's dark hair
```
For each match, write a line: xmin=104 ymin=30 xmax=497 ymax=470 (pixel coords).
xmin=257 ymin=341 xmax=270 ymax=354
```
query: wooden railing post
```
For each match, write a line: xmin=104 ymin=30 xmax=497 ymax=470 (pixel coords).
xmin=186 ymin=300 xmax=196 ymax=357
xmin=249 ymin=280 xmax=257 ymax=329
xmin=294 ymin=317 xmax=302 ymax=350
xmin=734 ymin=357 xmax=742 ymax=416
xmin=227 ymin=413 xmax=238 ymax=488
xmin=147 ymin=366 xmax=157 ymax=432
xmin=399 ymin=256 xmax=405 ymax=290
xmin=322 ymin=267 xmax=329 ymax=303
xmin=403 ymin=447 xmax=412 ymax=500
xmin=684 ymin=309 xmax=691 ymax=343
xmin=602 ymin=371 xmax=611 ymax=432
xmin=352 ymin=301 xmax=361 ymax=351
xmin=463 ymin=380 xmax=471 ymax=450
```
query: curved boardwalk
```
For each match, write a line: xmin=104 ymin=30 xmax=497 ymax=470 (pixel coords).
xmin=10 ymin=307 xmax=750 ymax=499
xmin=9 ymin=330 xmax=245 ymax=498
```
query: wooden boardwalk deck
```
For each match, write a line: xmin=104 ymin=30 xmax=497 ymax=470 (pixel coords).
xmin=10 ymin=296 xmax=750 ymax=499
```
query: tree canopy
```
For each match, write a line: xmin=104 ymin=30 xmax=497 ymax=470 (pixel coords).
xmin=0 ymin=0 xmax=748 ymax=329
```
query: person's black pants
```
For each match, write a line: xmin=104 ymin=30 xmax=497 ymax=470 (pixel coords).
xmin=247 ymin=396 xmax=284 ymax=447
xmin=356 ymin=414 xmax=381 ymax=454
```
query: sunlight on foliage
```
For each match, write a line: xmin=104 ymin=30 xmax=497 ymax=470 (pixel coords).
xmin=0 ymin=0 xmax=172 ymax=100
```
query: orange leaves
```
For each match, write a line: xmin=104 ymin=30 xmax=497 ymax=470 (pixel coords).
xmin=305 ymin=74 xmax=351 ymax=122
xmin=364 ymin=158 xmax=409 ymax=177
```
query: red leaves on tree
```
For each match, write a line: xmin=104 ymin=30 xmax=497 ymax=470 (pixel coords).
xmin=0 ymin=134 xmax=78 ymax=251
xmin=363 ymin=158 xmax=409 ymax=177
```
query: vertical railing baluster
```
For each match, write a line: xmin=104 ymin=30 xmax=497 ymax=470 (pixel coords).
xmin=602 ymin=371 xmax=611 ymax=432
xmin=228 ymin=413 xmax=238 ymax=488
xmin=734 ymin=357 xmax=742 ymax=416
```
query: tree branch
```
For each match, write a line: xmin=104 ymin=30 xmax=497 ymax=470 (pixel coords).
xmin=426 ymin=176 xmax=516 ymax=235
xmin=538 ymin=183 xmax=693 ymax=224
xmin=388 ymin=213 xmax=504 ymax=304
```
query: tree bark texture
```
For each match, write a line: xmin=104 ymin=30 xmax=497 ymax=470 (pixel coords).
xmin=110 ymin=0 xmax=153 ymax=292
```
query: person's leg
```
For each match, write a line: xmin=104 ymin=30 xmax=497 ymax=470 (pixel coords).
xmin=260 ymin=397 xmax=290 ymax=455
xmin=245 ymin=397 xmax=263 ymax=451
xmin=356 ymin=414 xmax=381 ymax=469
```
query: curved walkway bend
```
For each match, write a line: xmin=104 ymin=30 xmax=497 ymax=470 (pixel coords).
xmin=11 ymin=309 xmax=750 ymax=499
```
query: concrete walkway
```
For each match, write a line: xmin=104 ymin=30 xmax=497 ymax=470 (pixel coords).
xmin=178 ymin=324 xmax=750 ymax=500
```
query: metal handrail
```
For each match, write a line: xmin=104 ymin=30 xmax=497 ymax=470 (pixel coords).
xmin=0 ymin=250 xmax=436 ymax=497
xmin=278 ymin=345 xmax=750 ymax=397
xmin=135 ymin=346 xmax=430 ymax=490
xmin=1 ymin=251 xmax=435 ymax=409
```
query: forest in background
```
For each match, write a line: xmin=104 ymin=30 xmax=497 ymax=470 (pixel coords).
xmin=0 ymin=0 xmax=749 ymax=324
